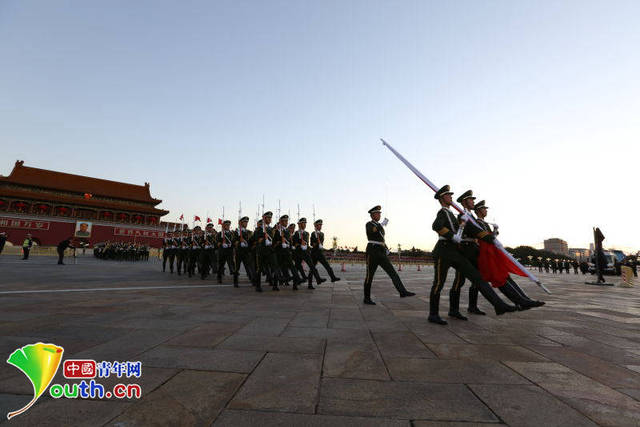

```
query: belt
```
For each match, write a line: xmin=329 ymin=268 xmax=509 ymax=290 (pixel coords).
xmin=368 ymin=241 xmax=386 ymax=246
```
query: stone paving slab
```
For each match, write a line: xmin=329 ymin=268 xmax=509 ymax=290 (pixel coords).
xmin=1 ymin=258 xmax=640 ymax=426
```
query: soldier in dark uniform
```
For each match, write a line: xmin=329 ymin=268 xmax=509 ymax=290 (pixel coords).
xmin=293 ymin=218 xmax=325 ymax=289
xmin=551 ymin=260 xmax=557 ymax=274
xmin=449 ymin=190 xmax=482 ymax=317
xmin=199 ymin=224 xmax=216 ymax=280
xmin=363 ymin=205 xmax=415 ymax=305
xmin=474 ymin=200 xmax=544 ymax=310
xmin=217 ymin=220 xmax=238 ymax=285
xmin=310 ymin=219 xmax=341 ymax=283
xmin=565 ymin=260 xmax=570 ymax=274
xmin=254 ymin=211 xmax=283 ymax=291
xmin=429 ymin=186 xmax=516 ymax=325
xmin=572 ymin=260 xmax=579 ymax=274
xmin=162 ymin=231 xmax=175 ymax=273
xmin=234 ymin=216 xmax=256 ymax=286
xmin=188 ymin=227 xmax=201 ymax=278
xmin=288 ymin=223 xmax=307 ymax=281
xmin=274 ymin=215 xmax=303 ymax=289
xmin=0 ymin=232 xmax=7 ymax=256
xmin=544 ymin=259 xmax=550 ymax=273
xmin=176 ymin=230 xmax=188 ymax=275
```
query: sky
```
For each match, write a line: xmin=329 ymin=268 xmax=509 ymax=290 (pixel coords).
xmin=1 ymin=0 xmax=638 ymax=252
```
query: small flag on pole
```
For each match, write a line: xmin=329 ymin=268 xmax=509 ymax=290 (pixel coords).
xmin=179 ymin=214 xmax=184 ymax=221
xmin=194 ymin=216 xmax=201 ymax=222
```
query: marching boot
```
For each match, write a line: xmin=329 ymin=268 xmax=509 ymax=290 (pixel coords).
xmin=363 ymin=281 xmax=375 ymax=305
xmin=233 ymin=275 xmax=239 ymax=288
xmin=499 ymin=283 xmax=538 ymax=309
xmin=329 ymin=269 xmax=341 ymax=282
xmin=254 ymin=275 xmax=263 ymax=292
xmin=217 ymin=276 xmax=222 ymax=284
xmin=308 ymin=283 xmax=315 ymax=290
xmin=400 ymin=291 xmax=416 ymax=297
xmin=428 ymin=294 xmax=447 ymax=325
xmin=448 ymin=290 xmax=468 ymax=320
xmin=467 ymin=284 xmax=485 ymax=314
xmin=475 ymin=281 xmax=517 ymax=315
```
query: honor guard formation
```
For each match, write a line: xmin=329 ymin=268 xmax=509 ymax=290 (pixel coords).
xmin=161 ymin=213 xmax=340 ymax=292
xmin=94 ymin=242 xmax=150 ymax=261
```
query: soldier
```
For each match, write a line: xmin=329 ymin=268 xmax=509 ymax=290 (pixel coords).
xmin=474 ymin=200 xmax=544 ymax=310
xmin=293 ymin=218 xmax=325 ymax=289
xmin=363 ymin=205 xmax=415 ymax=305
xmin=449 ymin=190 xmax=482 ymax=317
xmin=544 ymin=259 xmax=550 ymax=273
xmin=199 ymin=224 xmax=216 ymax=280
xmin=274 ymin=215 xmax=303 ymax=289
xmin=217 ymin=220 xmax=238 ymax=285
xmin=235 ymin=216 xmax=256 ymax=286
xmin=0 ymin=231 xmax=7 ymax=256
xmin=429 ymin=186 xmax=516 ymax=325
xmin=551 ymin=260 xmax=557 ymax=274
xmin=310 ymin=219 xmax=341 ymax=283
xmin=176 ymin=230 xmax=188 ymax=275
xmin=188 ymin=227 xmax=201 ymax=278
xmin=254 ymin=211 xmax=284 ymax=291
xmin=565 ymin=260 xmax=570 ymax=274
xmin=162 ymin=231 xmax=174 ymax=273
xmin=289 ymin=223 xmax=307 ymax=281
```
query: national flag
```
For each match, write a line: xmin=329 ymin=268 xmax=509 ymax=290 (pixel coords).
xmin=194 ymin=216 xmax=201 ymax=222
xmin=179 ymin=214 xmax=184 ymax=221
xmin=218 ymin=218 xmax=223 ymax=225
xmin=477 ymin=240 xmax=528 ymax=287
xmin=207 ymin=217 xmax=212 ymax=223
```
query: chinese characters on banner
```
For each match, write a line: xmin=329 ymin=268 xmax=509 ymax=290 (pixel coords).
xmin=113 ymin=228 xmax=165 ymax=238
xmin=0 ymin=218 xmax=50 ymax=230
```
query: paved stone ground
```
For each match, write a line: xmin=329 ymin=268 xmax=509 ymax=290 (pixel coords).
xmin=1 ymin=255 xmax=639 ymax=426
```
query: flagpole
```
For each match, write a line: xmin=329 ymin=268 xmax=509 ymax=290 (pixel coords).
xmin=381 ymin=138 xmax=549 ymax=294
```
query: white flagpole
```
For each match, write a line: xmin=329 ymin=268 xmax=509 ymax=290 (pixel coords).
xmin=381 ymin=138 xmax=549 ymax=294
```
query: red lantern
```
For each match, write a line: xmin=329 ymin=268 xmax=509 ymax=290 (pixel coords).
xmin=14 ymin=202 xmax=25 ymax=208
xmin=58 ymin=207 xmax=68 ymax=214
xmin=84 ymin=193 xmax=93 ymax=199
xmin=103 ymin=211 xmax=113 ymax=217
xmin=149 ymin=217 xmax=157 ymax=224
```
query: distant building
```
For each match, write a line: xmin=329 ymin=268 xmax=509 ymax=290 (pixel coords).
xmin=0 ymin=160 xmax=176 ymax=247
xmin=544 ymin=238 xmax=569 ymax=256
xmin=569 ymin=248 xmax=590 ymax=260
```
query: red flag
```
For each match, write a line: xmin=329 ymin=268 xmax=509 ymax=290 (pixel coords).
xmin=179 ymin=214 xmax=184 ymax=221
xmin=207 ymin=217 xmax=212 ymax=223
xmin=218 ymin=218 xmax=223 ymax=225
xmin=477 ymin=240 xmax=528 ymax=287
xmin=194 ymin=216 xmax=201 ymax=222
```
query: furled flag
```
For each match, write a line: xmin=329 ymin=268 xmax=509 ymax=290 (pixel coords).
xmin=194 ymin=216 xmax=201 ymax=222
xmin=477 ymin=240 xmax=528 ymax=287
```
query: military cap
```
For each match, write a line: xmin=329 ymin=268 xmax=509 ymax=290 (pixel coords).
xmin=194 ymin=225 xmax=202 ymax=231
xmin=298 ymin=217 xmax=307 ymax=224
xmin=206 ymin=223 xmax=214 ymax=227
xmin=280 ymin=214 xmax=289 ymax=221
xmin=314 ymin=219 xmax=323 ymax=225
xmin=223 ymin=219 xmax=231 ymax=225
xmin=257 ymin=219 xmax=263 ymax=224
xmin=456 ymin=189 xmax=475 ymax=203
xmin=240 ymin=216 xmax=249 ymax=222
xmin=474 ymin=200 xmax=488 ymax=210
xmin=434 ymin=185 xmax=454 ymax=200
xmin=368 ymin=205 xmax=382 ymax=214
xmin=263 ymin=211 xmax=273 ymax=217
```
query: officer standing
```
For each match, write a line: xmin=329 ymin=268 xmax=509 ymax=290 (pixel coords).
xmin=293 ymin=218 xmax=325 ymax=289
xmin=217 ymin=220 xmax=238 ymax=285
xmin=362 ymin=205 xmax=415 ymax=305
xmin=429 ymin=186 xmax=516 ymax=325
xmin=310 ymin=220 xmax=341 ymax=283
xmin=234 ymin=216 xmax=256 ymax=286
xmin=21 ymin=233 xmax=33 ymax=260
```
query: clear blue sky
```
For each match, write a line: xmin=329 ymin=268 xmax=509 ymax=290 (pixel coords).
xmin=1 ymin=1 xmax=638 ymax=252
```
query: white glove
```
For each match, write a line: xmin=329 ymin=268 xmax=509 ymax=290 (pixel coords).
xmin=222 ymin=243 xmax=230 ymax=249
xmin=319 ymin=244 xmax=324 ymax=250
xmin=381 ymin=218 xmax=389 ymax=226
xmin=301 ymin=244 xmax=308 ymax=250
xmin=385 ymin=249 xmax=391 ymax=255
xmin=461 ymin=213 xmax=471 ymax=223
xmin=240 ymin=241 xmax=248 ymax=248
xmin=492 ymin=223 xmax=499 ymax=231
xmin=452 ymin=234 xmax=462 ymax=244
xmin=282 ymin=243 xmax=289 ymax=248
xmin=265 ymin=239 xmax=272 ymax=246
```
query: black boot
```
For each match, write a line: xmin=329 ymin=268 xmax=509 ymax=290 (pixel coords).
xmin=468 ymin=284 xmax=484 ymax=314
xmin=499 ymin=283 xmax=538 ymax=309
xmin=233 ymin=275 xmax=239 ymax=288
xmin=448 ymin=290 xmax=468 ymax=320
xmin=363 ymin=281 xmax=375 ymax=305
xmin=475 ymin=281 xmax=516 ymax=315
xmin=428 ymin=294 xmax=447 ymax=325
xmin=400 ymin=291 xmax=416 ymax=297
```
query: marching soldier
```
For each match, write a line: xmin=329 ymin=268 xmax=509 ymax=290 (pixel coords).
xmin=254 ymin=211 xmax=283 ymax=291
xmin=363 ymin=206 xmax=415 ymax=305
xmin=234 ymin=216 xmax=256 ymax=285
xmin=474 ymin=200 xmax=544 ymax=310
xmin=176 ymin=229 xmax=189 ymax=275
xmin=217 ymin=220 xmax=238 ymax=285
xmin=274 ymin=215 xmax=303 ymax=289
xmin=310 ymin=219 xmax=341 ymax=283
xmin=162 ymin=231 xmax=176 ymax=273
xmin=450 ymin=190 xmax=481 ymax=318
xmin=199 ymin=223 xmax=217 ymax=280
xmin=293 ymin=218 xmax=325 ymax=289
xmin=187 ymin=227 xmax=201 ymax=278
xmin=430 ymin=186 xmax=516 ymax=325
xmin=289 ymin=223 xmax=307 ymax=281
